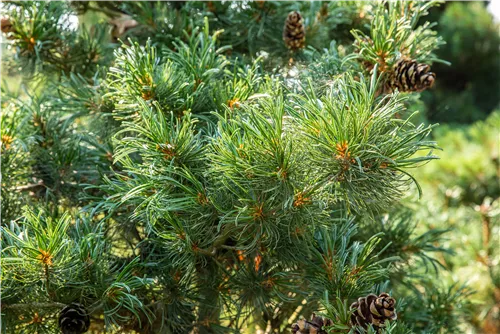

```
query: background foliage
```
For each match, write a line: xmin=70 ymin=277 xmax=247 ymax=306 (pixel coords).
xmin=1 ymin=1 xmax=499 ymax=334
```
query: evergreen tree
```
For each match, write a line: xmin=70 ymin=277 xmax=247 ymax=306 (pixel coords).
xmin=1 ymin=1 xmax=485 ymax=333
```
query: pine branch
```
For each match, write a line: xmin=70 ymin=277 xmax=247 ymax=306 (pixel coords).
xmin=2 ymin=302 xmax=65 ymax=310
xmin=1 ymin=1 xmax=475 ymax=333
xmin=14 ymin=181 xmax=45 ymax=192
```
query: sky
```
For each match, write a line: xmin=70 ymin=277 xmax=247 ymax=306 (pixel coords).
xmin=488 ymin=1 xmax=500 ymax=23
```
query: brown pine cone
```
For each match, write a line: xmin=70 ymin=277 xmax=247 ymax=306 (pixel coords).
xmin=350 ymin=292 xmax=397 ymax=331
xmin=291 ymin=313 xmax=333 ymax=334
xmin=387 ymin=58 xmax=435 ymax=93
xmin=283 ymin=11 xmax=306 ymax=51
xmin=1 ymin=16 xmax=13 ymax=34
xmin=58 ymin=303 xmax=91 ymax=334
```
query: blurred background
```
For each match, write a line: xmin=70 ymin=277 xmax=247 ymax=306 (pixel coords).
xmin=1 ymin=1 xmax=499 ymax=333
xmin=407 ymin=2 xmax=500 ymax=332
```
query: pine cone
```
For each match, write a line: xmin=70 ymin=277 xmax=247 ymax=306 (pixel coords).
xmin=291 ymin=313 xmax=333 ymax=334
xmin=283 ymin=11 xmax=306 ymax=51
xmin=58 ymin=303 xmax=90 ymax=334
xmin=387 ymin=58 xmax=435 ymax=93
xmin=350 ymin=292 xmax=397 ymax=331
xmin=1 ymin=16 xmax=13 ymax=34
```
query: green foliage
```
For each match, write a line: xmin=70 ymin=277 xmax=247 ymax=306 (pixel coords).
xmin=405 ymin=111 xmax=500 ymax=333
xmin=351 ymin=0 xmax=446 ymax=85
xmin=289 ymin=73 xmax=439 ymax=213
xmin=115 ymin=1 xmax=195 ymax=47
xmin=1 ymin=208 xmax=153 ymax=332
xmin=107 ymin=22 xmax=262 ymax=121
xmin=2 ymin=1 xmax=111 ymax=79
xmin=92 ymin=28 xmax=439 ymax=328
xmin=23 ymin=95 xmax=110 ymax=205
xmin=357 ymin=208 xmax=451 ymax=273
xmin=418 ymin=111 xmax=499 ymax=205
xmin=403 ymin=283 xmax=474 ymax=333
xmin=1 ymin=99 xmax=32 ymax=223
xmin=424 ymin=2 xmax=500 ymax=123
xmin=1 ymin=1 xmax=490 ymax=333
xmin=309 ymin=223 xmax=395 ymax=301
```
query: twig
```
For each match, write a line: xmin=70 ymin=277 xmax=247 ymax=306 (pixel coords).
xmin=2 ymin=302 xmax=65 ymax=310
xmin=220 ymin=244 xmax=239 ymax=250
xmin=481 ymin=213 xmax=491 ymax=253
xmin=193 ymin=227 xmax=233 ymax=256
xmin=44 ymin=263 xmax=55 ymax=300
xmin=14 ymin=181 xmax=45 ymax=192
xmin=194 ymin=246 xmax=217 ymax=257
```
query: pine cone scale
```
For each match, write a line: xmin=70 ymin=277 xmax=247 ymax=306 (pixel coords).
xmin=370 ymin=302 xmax=383 ymax=317
xmin=291 ymin=313 xmax=332 ymax=334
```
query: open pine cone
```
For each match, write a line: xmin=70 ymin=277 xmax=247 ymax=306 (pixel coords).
xmin=58 ymin=303 xmax=90 ymax=334
xmin=350 ymin=292 xmax=397 ymax=331
xmin=291 ymin=313 xmax=333 ymax=334
xmin=387 ymin=58 xmax=435 ymax=93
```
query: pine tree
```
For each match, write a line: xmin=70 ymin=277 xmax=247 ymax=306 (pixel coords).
xmin=1 ymin=1 xmax=483 ymax=333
